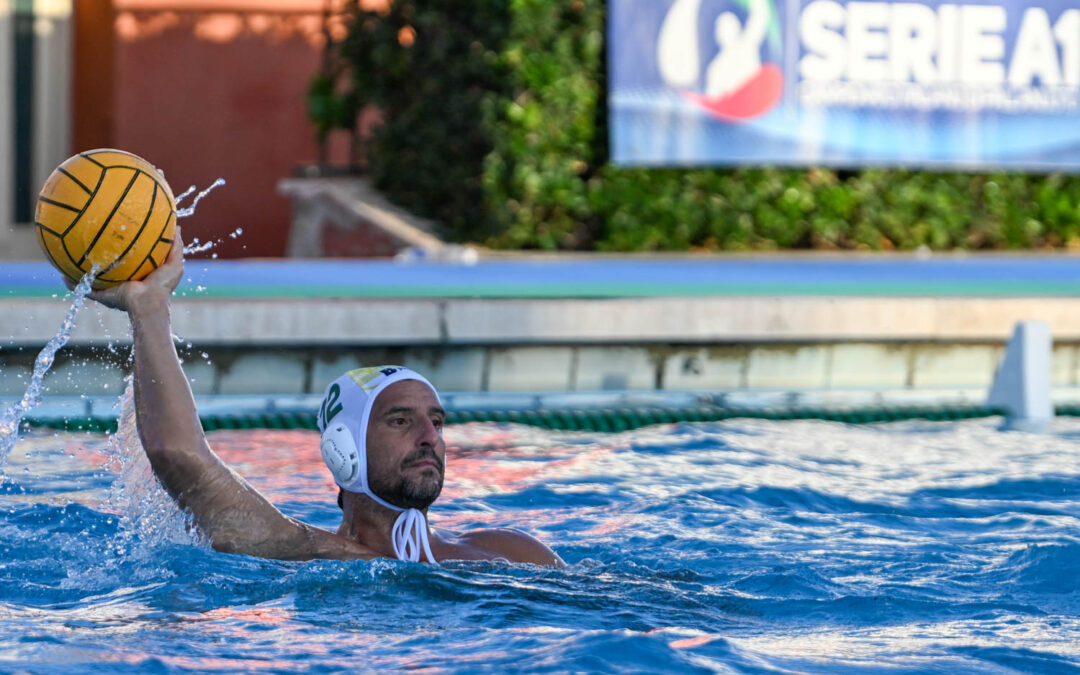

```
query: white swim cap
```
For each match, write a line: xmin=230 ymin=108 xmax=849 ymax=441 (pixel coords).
xmin=316 ymin=366 xmax=442 ymax=563
xmin=317 ymin=365 xmax=441 ymax=507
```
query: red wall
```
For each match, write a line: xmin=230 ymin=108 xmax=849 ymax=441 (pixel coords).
xmin=77 ymin=3 xmax=342 ymax=258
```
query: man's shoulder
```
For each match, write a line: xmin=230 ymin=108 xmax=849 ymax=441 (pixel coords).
xmin=284 ymin=522 xmax=380 ymax=561
xmin=449 ymin=527 xmax=565 ymax=567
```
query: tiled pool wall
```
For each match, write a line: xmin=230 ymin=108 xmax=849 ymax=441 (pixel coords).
xmin=5 ymin=340 xmax=1079 ymax=398
xmin=3 ymin=295 xmax=1077 ymax=397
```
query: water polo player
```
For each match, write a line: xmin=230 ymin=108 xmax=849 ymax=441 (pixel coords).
xmin=81 ymin=230 xmax=564 ymax=566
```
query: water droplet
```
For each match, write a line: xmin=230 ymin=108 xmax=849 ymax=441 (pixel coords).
xmin=177 ymin=178 xmax=225 ymax=219
xmin=174 ymin=185 xmax=197 ymax=206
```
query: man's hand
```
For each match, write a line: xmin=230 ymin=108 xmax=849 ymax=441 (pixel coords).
xmin=69 ymin=228 xmax=185 ymax=313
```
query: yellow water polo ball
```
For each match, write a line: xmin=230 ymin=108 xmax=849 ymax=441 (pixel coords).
xmin=36 ymin=148 xmax=177 ymax=290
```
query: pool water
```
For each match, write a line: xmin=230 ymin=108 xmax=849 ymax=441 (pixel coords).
xmin=1 ymin=412 xmax=1079 ymax=673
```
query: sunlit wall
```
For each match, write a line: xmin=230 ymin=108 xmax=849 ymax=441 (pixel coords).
xmin=3 ymin=1 xmax=354 ymax=260
xmin=106 ymin=1 xmax=343 ymax=258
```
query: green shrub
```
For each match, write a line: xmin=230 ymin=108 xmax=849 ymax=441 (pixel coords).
xmin=330 ymin=0 xmax=1080 ymax=251
xmin=339 ymin=0 xmax=510 ymax=241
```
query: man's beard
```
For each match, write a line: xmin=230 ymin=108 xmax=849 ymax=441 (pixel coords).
xmin=372 ymin=448 xmax=444 ymax=510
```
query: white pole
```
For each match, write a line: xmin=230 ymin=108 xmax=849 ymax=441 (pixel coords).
xmin=0 ymin=0 xmax=13 ymax=235
xmin=986 ymin=320 xmax=1053 ymax=432
xmin=32 ymin=0 xmax=71 ymax=194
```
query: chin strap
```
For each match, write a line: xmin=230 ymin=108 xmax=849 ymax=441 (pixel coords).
xmin=391 ymin=509 xmax=437 ymax=563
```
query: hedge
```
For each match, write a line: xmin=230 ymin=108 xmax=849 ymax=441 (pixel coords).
xmin=324 ymin=0 xmax=1080 ymax=251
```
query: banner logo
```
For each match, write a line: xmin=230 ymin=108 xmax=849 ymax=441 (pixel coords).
xmin=657 ymin=0 xmax=784 ymax=119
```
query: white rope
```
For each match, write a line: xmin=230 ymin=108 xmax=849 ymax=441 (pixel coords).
xmin=391 ymin=509 xmax=437 ymax=563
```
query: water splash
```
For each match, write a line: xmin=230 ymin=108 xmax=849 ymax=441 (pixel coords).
xmin=103 ymin=378 xmax=203 ymax=559
xmin=177 ymin=178 xmax=225 ymax=219
xmin=183 ymin=232 xmax=241 ymax=258
xmin=51 ymin=377 xmax=202 ymax=591
xmin=0 ymin=269 xmax=98 ymax=475
xmin=173 ymin=185 xmax=197 ymax=206
xmin=173 ymin=179 xmax=227 ymax=256
xmin=183 ymin=238 xmax=216 ymax=256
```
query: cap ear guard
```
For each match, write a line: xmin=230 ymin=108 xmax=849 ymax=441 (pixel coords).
xmin=320 ymin=423 xmax=360 ymax=487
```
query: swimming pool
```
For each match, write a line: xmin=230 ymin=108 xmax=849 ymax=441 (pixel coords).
xmin=2 ymin=407 xmax=1079 ymax=672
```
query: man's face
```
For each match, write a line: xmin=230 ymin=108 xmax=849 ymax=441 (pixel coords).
xmin=365 ymin=380 xmax=446 ymax=510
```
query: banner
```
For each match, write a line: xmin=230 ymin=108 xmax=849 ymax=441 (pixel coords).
xmin=609 ymin=0 xmax=1080 ymax=169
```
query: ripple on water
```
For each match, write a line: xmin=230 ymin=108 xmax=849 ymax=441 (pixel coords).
xmin=0 ymin=417 xmax=1079 ymax=672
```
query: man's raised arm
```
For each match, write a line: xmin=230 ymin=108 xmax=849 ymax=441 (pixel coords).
xmin=87 ymin=231 xmax=371 ymax=561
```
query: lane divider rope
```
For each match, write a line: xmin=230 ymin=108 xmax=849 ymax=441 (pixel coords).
xmin=20 ymin=404 xmax=1021 ymax=434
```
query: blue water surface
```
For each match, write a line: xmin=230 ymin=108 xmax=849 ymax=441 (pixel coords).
xmin=1 ymin=417 xmax=1079 ymax=673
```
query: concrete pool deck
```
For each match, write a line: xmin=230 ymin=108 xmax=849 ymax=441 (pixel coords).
xmin=2 ymin=256 xmax=1079 ymax=398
